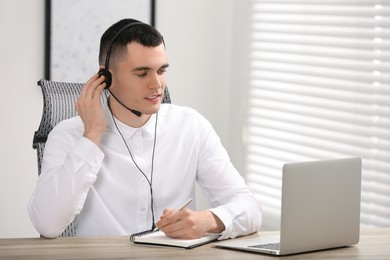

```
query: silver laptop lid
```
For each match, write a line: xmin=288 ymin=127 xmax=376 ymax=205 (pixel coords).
xmin=279 ymin=157 xmax=362 ymax=255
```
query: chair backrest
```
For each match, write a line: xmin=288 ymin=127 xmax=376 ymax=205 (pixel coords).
xmin=32 ymin=79 xmax=171 ymax=237
xmin=33 ymin=79 xmax=171 ymax=176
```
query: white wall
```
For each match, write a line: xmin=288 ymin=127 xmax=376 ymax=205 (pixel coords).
xmin=156 ymin=0 xmax=234 ymax=144
xmin=0 ymin=0 xmax=242 ymax=237
xmin=0 ymin=0 xmax=45 ymax=238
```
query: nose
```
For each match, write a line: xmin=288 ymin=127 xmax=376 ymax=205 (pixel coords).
xmin=148 ymin=72 xmax=164 ymax=90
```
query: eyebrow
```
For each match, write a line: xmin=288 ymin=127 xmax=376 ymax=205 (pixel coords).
xmin=132 ymin=63 xmax=169 ymax=72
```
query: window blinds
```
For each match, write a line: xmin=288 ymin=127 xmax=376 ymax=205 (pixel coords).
xmin=244 ymin=0 xmax=390 ymax=230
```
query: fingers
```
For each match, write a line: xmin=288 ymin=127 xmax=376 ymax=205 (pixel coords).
xmin=156 ymin=209 xmax=224 ymax=239
xmin=81 ymin=73 xmax=106 ymax=101
xmin=77 ymin=74 xmax=106 ymax=112
xmin=156 ymin=209 xmax=202 ymax=239
xmin=157 ymin=210 xmax=187 ymax=238
xmin=160 ymin=209 xmax=175 ymax=219
xmin=77 ymin=74 xmax=104 ymax=111
xmin=155 ymin=208 xmax=175 ymax=230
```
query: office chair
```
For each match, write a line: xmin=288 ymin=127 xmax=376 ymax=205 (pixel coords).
xmin=32 ymin=78 xmax=171 ymax=236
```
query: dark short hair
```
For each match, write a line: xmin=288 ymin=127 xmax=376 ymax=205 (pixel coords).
xmin=98 ymin=18 xmax=164 ymax=67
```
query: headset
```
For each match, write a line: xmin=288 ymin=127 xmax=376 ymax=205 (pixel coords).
xmin=98 ymin=21 xmax=145 ymax=117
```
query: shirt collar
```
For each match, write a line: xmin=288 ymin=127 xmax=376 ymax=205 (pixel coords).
xmin=104 ymin=102 xmax=156 ymax=140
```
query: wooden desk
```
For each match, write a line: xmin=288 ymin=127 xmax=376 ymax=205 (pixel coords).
xmin=0 ymin=228 xmax=389 ymax=259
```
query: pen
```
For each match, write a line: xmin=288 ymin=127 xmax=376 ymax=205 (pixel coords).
xmin=172 ymin=197 xmax=193 ymax=214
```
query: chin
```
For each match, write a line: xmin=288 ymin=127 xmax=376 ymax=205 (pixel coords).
xmin=143 ymin=106 xmax=161 ymax=116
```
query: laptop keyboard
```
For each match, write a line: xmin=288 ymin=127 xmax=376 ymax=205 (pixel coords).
xmin=248 ymin=242 xmax=280 ymax=251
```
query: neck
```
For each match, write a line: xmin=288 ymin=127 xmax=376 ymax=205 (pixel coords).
xmin=108 ymin=96 xmax=151 ymax=128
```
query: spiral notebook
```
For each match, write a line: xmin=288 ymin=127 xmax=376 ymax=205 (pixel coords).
xmin=130 ymin=229 xmax=220 ymax=249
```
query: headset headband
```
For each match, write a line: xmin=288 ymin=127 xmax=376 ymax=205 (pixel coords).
xmin=104 ymin=21 xmax=145 ymax=72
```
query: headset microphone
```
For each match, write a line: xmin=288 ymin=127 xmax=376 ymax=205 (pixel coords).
xmin=99 ymin=21 xmax=145 ymax=117
xmin=106 ymin=88 xmax=142 ymax=117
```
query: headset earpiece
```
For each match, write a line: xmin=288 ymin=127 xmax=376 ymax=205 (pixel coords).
xmin=98 ymin=68 xmax=112 ymax=89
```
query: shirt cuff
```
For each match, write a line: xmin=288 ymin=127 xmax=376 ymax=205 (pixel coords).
xmin=209 ymin=207 xmax=234 ymax=240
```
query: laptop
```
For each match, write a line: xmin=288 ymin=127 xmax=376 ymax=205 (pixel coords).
xmin=216 ymin=157 xmax=362 ymax=255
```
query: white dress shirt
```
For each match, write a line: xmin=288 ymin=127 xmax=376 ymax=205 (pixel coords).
xmin=28 ymin=103 xmax=262 ymax=238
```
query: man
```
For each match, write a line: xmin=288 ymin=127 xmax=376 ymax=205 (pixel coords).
xmin=28 ymin=18 xmax=262 ymax=239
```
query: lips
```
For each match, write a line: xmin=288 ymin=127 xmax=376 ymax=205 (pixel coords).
xmin=145 ymin=94 xmax=162 ymax=103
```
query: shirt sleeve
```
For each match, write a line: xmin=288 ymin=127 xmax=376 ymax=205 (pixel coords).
xmin=27 ymin=119 xmax=104 ymax=238
xmin=194 ymin=113 xmax=262 ymax=239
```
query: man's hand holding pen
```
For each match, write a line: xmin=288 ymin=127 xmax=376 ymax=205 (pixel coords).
xmin=155 ymin=198 xmax=225 ymax=239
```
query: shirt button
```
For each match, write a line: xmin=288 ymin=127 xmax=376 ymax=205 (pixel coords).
xmin=140 ymin=208 xmax=146 ymax=212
